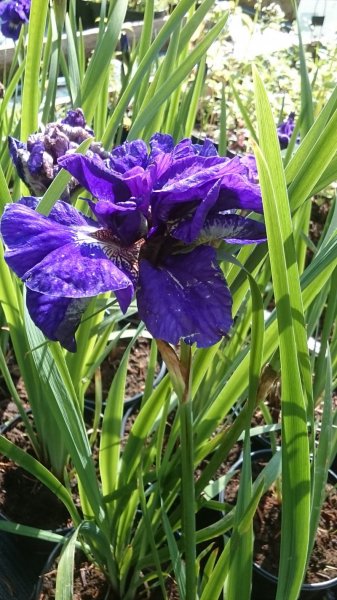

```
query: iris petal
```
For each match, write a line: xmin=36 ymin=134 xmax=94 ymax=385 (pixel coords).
xmin=19 ymin=196 xmax=96 ymax=227
xmin=217 ymin=174 xmax=263 ymax=213
xmin=1 ymin=203 xmax=76 ymax=278
xmin=23 ymin=242 xmax=135 ymax=300
xmin=137 ymin=246 xmax=232 ymax=347
xmin=175 ymin=213 xmax=267 ymax=245
xmin=58 ymin=154 xmax=130 ymax=202
xmin=26 ymin=290 xmax=89 ymax=352
xmin=170 ymin=180 xmax=222 ymax=243
xmin=152 ymin=157 xmax=250 ymax=223
xmin=199 ymin=214 xmax=267 ymax=244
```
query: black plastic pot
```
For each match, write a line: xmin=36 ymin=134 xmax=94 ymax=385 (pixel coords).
xmin=125 ymin=9 xmax=168 ymax=22
xmin=252 ymin=560 xmax=337 ymax=600
xmin=85 ymin=353 xmax=166 ymax=417
xmin=0 ymin=513 xmax=58 ymax=600
xmin=0 ymin=411 xmax=75 ymax=599
xmin=74 ymin=0 xmax=102 ymax=29
xmin=229 ymin=449 xmax=337 ymax=600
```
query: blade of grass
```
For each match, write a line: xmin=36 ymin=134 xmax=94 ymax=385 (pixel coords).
xmin=78 ymin=0 xmax=128 ymax=118
xmin=183 ymin=55 xmax=206 ymax=139
xmin=128 ymin=14 xmax=228 ymax=139
xmin=21 ymin=0 xmax=49 ymax=139
xmin=55 ymin=527 xmax=80 ymax=600
xmin=308 ymin=349 xmax=332 ymax=563
xmin=253 ymin=136 xmax=310 ymax=600
xmin=101 ymin=0 xmax=207 ymax=147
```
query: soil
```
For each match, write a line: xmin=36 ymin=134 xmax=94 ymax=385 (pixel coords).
xmin=254 ymin=481 xmax=337 ymax=584
xmin=0 ymin=415 xmax=72 ymax=530
xmin=224 ymin=454 xmax=337 ymax=586
xmin=86 ymin=337 xmax=162 ymax=402
xmin=37 ymin=553 xmax=179 ymax=600
xmin=251 ymin=362 xmax=337 ymax=455
xmin=0 ymin=337 xmax=162 ymax=528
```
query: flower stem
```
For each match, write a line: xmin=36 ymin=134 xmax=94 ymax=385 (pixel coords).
xmin=179 ymin=343 xmax=197 ymax=599
xmin=180 ymin=398 xmax=197 ymax=599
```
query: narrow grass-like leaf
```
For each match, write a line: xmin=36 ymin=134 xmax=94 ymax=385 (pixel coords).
xmin=24 ymin=306 xmax=106 ymax=526
xmin=119 ymin=376 xmax=171 ymax=485
xmin=313 ymin=268 xmax=337 ymax=400
xmin=21 ymin=0 xmax=49 ymax=139
xmin=42 ymin=10 xmax=61 ymax=124
xmin=308 ymin=350 xmax=333 ymax=561
xmin=0 ymin=60 xmax=25 ymax=126
xmin=161 ymin=507 xmax=186 ymax=599
xmin=132 ymin=0 xmax=155 ymax=114
xmin=218 ymin=84 xmax=227 ymax=156
xmin=285 ymin=82 xmax=337 ymax=185
xmin=253 ymin=125 xmax=310 ymax=600
xmin=200 ymin=541 xmax=230 ymax=600
xmin=0 ymin=520 xmax=66 ymax=543
xmin=296 ymin=19 xmax=314 ymax=136
xmin=226 ymin=437 xmax=253 ymax=600
xmin=0 ymin=347 xmax=39 ymax=453
xmin=229 ymin=79 xmax=258 ymax=143
xmin=99 ymin=338 xmax=132 ymax=502
xmin=0 ymin=162 xmax=12 ymax=211
xmin=137 ymin=474 xmax=167 ymax=599
xmin=79 ymin=0 xmax=128 ymax=118
xmin=55 ymin=527 xmax=80 ymax=600
xmin=184 ymin=56 xmax=206 ymax=138
xmin=128 ymin=14 xmax=228 ymax=139
xmin=178 ymin=0 xmax=217 ymax=52
xmin=287 ymin=107 xmax=337 ymax=212
xmin=102 ymin=0 xmax=207 ymax=147
xmin=65 ymin=13 xmax=81 ymax=104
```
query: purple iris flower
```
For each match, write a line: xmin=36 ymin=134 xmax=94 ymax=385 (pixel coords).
xmin=0 ymin=0 xmax=30 ymax=40
xmin=1 ymin=134 xmax=266 ymax=351
xmin=8 ymin=108 xmax=109 ymax=199
xmin=277 ymin=112 xmax=296 ymax=150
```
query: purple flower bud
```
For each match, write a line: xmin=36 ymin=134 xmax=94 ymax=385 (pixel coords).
xmin=0 ymin=0 xmax=30 ymax=41
xmin=8 ymin=108 xmax=109 ymax=200
xmin=277 ymin=112 xmax=297 ymax=150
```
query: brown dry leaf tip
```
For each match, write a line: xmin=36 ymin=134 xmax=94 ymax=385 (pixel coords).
xmin=156 ymin=339 xmax=185 ymax=394
xmin=256 ymin=363 xmax=279 ymax=403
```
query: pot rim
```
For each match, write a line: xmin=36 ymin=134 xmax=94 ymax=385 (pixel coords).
xmin=229 ymin=447 xmax=337 ymax=591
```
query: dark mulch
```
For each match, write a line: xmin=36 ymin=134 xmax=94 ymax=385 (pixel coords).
xmin=225 ymin=455 xmax=337 ymax=585
xmin=0 ymin=416 xmax=72 ymax=530
xmin=37 ymin=553 xmax=179 ymax=600
xmin=86 ymin=337 xmax=161 ymax=402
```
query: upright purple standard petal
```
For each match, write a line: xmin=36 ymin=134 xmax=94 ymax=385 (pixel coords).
xmin=109 ymin=140 xmax=149 ymax=173
xmin=277 ymin=112 xmax=296 ymax=150
xmin=137 ymin=246 xmax=232 ymax=347
xmin=58 ymin=153 xmax=131 ymax=202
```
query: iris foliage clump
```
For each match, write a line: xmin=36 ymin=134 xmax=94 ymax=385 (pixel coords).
xmin=0 ymin=1 xmax=336 ymax=599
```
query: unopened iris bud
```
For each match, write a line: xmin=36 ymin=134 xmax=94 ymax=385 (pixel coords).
xmin=8 ymin=108 xmax=109 ymax=200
